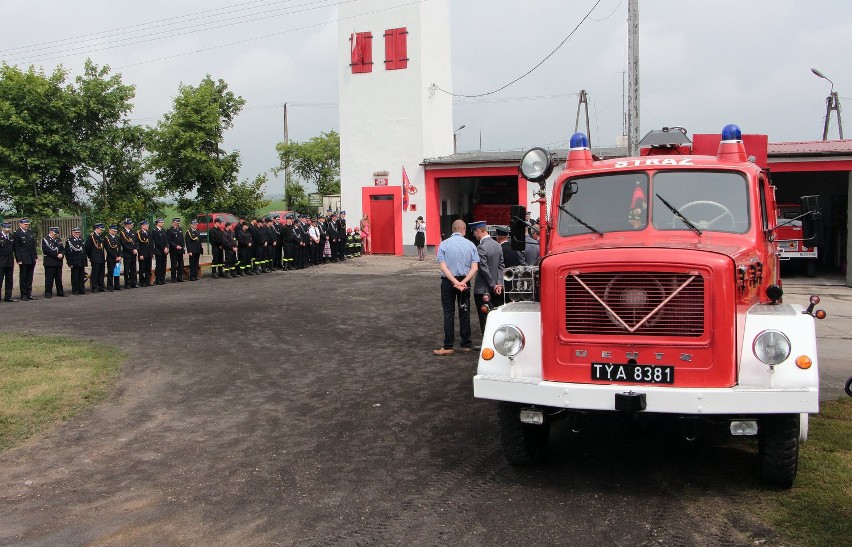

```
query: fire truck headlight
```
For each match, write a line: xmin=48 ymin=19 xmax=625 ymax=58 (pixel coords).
xmin=493 ymin=325 xmax=525 ymax=357
xmin=753 ymin=330 xmax=791 ymax=365
xmin=519 ymin=148 xmax=553 ymax=182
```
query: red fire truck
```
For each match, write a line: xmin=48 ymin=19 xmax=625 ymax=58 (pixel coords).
xmin=475 ymin=125 xmax=825 ymax=488
xmin=776 ymin=203 xmax=819 ymax=277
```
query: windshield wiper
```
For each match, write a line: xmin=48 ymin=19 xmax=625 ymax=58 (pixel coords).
xmin=558 ymin=204 xmax=603 ymax=236
xmin=656 ymin=194 xmax=702 ymax=235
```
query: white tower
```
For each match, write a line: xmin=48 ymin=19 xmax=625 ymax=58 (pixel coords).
xmin=338 ymin=0 xmax=453 ymax=255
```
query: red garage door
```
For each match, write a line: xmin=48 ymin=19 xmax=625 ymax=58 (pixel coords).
xmin=370 ymin=194 xmax=396 ymax=254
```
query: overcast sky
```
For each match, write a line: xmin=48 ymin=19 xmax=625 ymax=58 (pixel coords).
xmin=2 ymin=0 xmax=850 ymax=195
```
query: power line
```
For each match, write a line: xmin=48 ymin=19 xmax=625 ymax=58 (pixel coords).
xmin=431 ymin=0 xmax=602 ymax=99
xmin=6 ymin=0 xmax=353 ymax=65
xmin=114 ymin=1 xmax=420 ymax=70
xmin=452 ymin=92 xmax=580 ymax=105
xmin=0 ymin=0 xmax=300 ymax=55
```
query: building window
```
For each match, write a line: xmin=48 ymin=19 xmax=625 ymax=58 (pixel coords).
xmin=384 ymin=27 xmax=408 ymax=70
xmin=350 ymin=32 xmax=373 ymax=74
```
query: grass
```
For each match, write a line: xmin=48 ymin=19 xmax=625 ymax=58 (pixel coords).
xmin=750 ymin=397 xmax=852 ymax=546
xmin=0 ymin=333 xmax=124 ymax=452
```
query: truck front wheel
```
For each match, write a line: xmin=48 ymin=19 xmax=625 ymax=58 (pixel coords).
xmin=497 ymin=402 xmax=550 ymax=465
xmin=758 ymin=414 xmax=799 ymax=488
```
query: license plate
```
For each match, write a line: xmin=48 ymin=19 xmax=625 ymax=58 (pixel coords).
xmin=592 ymin=363 xmax=675 ymax=384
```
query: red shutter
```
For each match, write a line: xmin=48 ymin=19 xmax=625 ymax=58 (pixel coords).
xmin=396 ymin=28 xmax=408 ymax=70
xmin=383 ymin=28 xmax=408 ymax=71
xmin=384 ymin=30 xmax=397 ymax=70
xmin=350 ymin=32 xmax=373 ymax=74
xmin=362 ymin=32 xmax=373 ymax=73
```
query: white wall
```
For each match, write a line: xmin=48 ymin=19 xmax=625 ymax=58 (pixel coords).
xmin=338 ymin=0 xmax=453 ymax=245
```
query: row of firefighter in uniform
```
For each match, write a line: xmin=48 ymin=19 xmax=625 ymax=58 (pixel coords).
xmin=206 ymin=213 xmax=362 ymax=278
xmin=0 ymin=216 xmax=363 ymax=302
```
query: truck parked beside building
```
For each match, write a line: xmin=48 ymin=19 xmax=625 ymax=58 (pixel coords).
xmin=474 ymin=125 xmax=826 ymax=488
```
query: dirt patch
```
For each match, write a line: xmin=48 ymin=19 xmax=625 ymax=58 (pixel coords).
xmin=0 ymin=256 xmax=786 ymax=545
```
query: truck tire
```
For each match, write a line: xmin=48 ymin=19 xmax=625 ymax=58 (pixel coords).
xmin=806 ymin=260 xmax=817 ymax=277
xmin=757 ymin=414 xmax=799 ymax=488
xmin=497 ymin=402 xmax=550 ymax=465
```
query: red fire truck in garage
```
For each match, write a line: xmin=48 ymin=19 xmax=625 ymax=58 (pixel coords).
xmin=776 ymin=203 xmax=819 ymax=277
xmin=475 ymin=125 xmax=826 ymax=488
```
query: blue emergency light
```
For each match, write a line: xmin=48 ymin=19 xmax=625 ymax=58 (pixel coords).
xmin=569 ymin=132 xmax=590 ymax=149
xmin=721 ymin=124 xmax=742 ymax=141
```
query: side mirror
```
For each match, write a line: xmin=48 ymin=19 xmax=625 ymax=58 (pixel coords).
xmin=800 ymin=195 xmax=822 ymax=243
xmin=510 ymin=205 xmax=527 ymax=252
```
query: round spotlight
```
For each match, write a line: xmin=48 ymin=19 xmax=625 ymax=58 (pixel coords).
xmin=493 ymin=325 xmax=525 ymax=357
xmin=753 ymin=330 xmax=791 ymax=365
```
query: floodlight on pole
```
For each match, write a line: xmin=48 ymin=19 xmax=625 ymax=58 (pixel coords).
xmin=453 ymin=125 xmax=466 ymax=154
xmin=811 ymin=67 xmax=843 ymax=140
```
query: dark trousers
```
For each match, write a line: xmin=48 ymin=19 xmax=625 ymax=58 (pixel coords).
xmin=18 ymin=263 xmax=34 ymax=297
xmin=106 ymin=259 xmax=119 ymax=290
xmin=474 ymin=291 xmax=496 ymax=335
xmin=336 ymin=240 xmax=346 ymax=261
xmin=70 ymin=266 xmax=85 ymax=294
xmin=284 ymin=242 xmax=296 ymax=269
xmin=90 ymin=262 xmax=105 ymax=291
xmin=224 ymin=248 xmax=236 ymax=273
xmin=138 ymin=257 xmax=151 ymax=286
xmin=311 ymin=242 xmax=321 ymax=265
xmin=212 ymin=247 xmax=224 ymax=275
xmin=154 ymin=254 xmax=167 ymax=284
xmin=274 ymin=244 xmax=282 ymax=268
xmin=441 ymin=276 xmax=472 ymax=349
xmin=266 ymin=245 xmax=275 ymax=268
xmin=238 ymin=247 xmax=251 ymax=272
xmin=170 ymin=252 xmax=184 ymax=281
xmin=188 ymin=253 xmax=200 ymax=279
xmin=0 ymin=265 xmax=12 ymax=299
xmin=44 ymin=265 xmax=64 ymax=296
xmin=123 ymin=254 xmax=138 ymax=287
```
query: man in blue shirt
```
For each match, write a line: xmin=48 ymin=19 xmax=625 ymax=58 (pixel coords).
xmin=434 ymin=219 xmax=479 ymax=356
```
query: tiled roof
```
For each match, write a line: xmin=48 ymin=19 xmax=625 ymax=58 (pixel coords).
xmin=768 ymin=140 xmax=852 ymax=156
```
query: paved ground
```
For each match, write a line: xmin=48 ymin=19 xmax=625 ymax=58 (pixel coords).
xmin=0 ymin=256 xmax=848 ymax=545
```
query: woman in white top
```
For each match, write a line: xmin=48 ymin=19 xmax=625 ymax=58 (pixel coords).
xmin=414 ymin=216 xmax=426 ymax=261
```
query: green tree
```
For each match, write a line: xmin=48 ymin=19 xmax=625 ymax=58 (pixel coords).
xmin=0 ymin=64 xmax=78 ymax=217
xmin=148 ymin=75 xmax=246 ymax=219
xmin=73 ymin=60 xmax=161 ymax=223
xmin=275 ymin=130 xmax=340 ymax=196
xmin=284 ymin=178 xmax=309 ymax=211
xmin=219 ymin=174 xmax=270 ymax=218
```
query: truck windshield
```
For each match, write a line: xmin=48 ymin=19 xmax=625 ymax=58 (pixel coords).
xmin=652 ymin=171 xmax=749 ymax=234
xmin=557 ymin=170 xmax=750 ymax=237
xmin=558 ymin=173 xmax=649 ymax=236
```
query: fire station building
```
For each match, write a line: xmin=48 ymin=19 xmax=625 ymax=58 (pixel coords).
xmin=337 ymin=1 xmax=851 ymax=286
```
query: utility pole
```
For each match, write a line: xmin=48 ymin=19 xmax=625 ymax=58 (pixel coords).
xmin=574 ymin=90 xmax=592 ymax=146
xmin=283 ymin=102 xmax=292 ymax=205
xmin=627 ymin=0 xmax=640 ymax=156
xmin=811 ymin=68 xmax=843 ymax=140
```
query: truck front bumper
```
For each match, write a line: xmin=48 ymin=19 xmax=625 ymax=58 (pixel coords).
xmin=473 ymin=375 xmax=819 ymax=414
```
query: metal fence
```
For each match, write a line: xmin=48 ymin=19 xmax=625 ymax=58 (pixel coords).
xmin=1 ymin=217 xmax=84 ymax=240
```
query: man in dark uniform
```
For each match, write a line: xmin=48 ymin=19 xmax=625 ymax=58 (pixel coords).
xmin=298 ymin=216 xmax=311 ymax=268
xmin=258 ymin=217 xmax=271 ymax=272
xmin=168 ymin=217 xmax=185 ymax=282
xmin=152 ymin=218 xmax=169 ymax=285
xmin=209 ymin=217 xmax=224 ymax=278
xmin=237 ymin=222 xmax=253 ymax=275
xmin=41 ymin=226 xmax=66 ymax=298
xmin=65 ymin=226 xmax=87 ymax=295
xmin=185 ymin=219 xmax=203 ymax=280
xmin=265 ymin=217 xmax=278 ymax=270
xmin=85 ymin=223 xmax=106 ymax=293
xmin=471 ymin=221 xmax=504 ymax=332
xmin=222 ymin=222 xmax=238 ymax=277
xmin=271 ymin=215 xmax=283 ymax=270
xmin=282 ymin=215 xmax=296 ymax=270
xmin=0 ymin=221 xmax=16 ymax=302
xmin=308 ymin=217 xmax=320 ymax=266
xmin=496 ymin=226 xmax=526 ymax=267
xmin=336 ymin=211 xmax=347 ymax=261
xmin=326 ymin=214 xmax=340 ymax=263
xmin=104 ymin=224 xmax=122 ymax=291
xmin=13 ymin=218 xmax=38 ymax=300
xmin=247 ymin=218 xmax=261 ymax=273
xmin=136 ymin=220 xmax=152 ymax=287
xmin=120 ymin=219 xmax=139 ymax=288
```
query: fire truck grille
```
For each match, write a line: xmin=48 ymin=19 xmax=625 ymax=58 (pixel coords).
xmin=565 ymin=272 xmax=704 ymax=336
